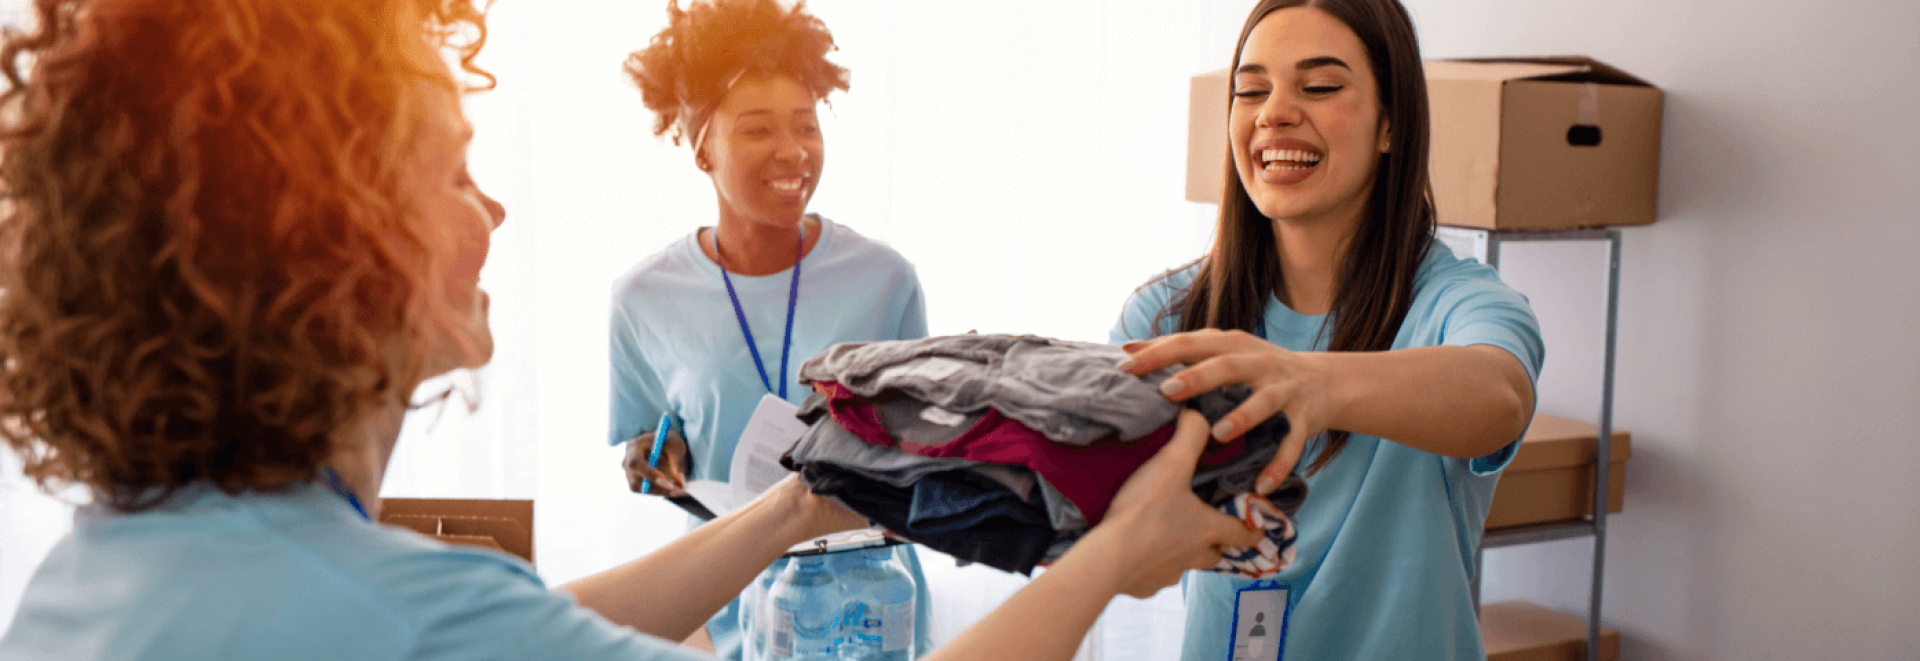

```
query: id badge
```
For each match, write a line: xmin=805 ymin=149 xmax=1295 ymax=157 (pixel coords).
xmin=1228 ymin=580 xmax=1288 ymax=661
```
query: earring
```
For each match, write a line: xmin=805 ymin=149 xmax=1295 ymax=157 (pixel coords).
xmin=696 ymin=154 xmax=712 ymax=171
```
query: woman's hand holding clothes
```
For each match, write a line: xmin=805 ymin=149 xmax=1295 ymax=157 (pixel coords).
xmin=1118 ymin=329 xmax=1335 ymax=493
xmin=622 ymin=430 xmax=690 ymax=497
xmin=920 ymin=409 xmax=1261 ymax=661
xmin=1092 ymin=408 xmax=1267 ymax=597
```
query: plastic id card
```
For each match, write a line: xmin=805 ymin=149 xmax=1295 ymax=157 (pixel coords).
xmin=1227 ymin=580 xmax=1289 ymax=661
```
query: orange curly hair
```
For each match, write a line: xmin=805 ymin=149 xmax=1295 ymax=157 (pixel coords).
xmin=625 ymin=0 xmax=849 ymax=146
xmin=0 ymin=0 xmax=493 ymax=511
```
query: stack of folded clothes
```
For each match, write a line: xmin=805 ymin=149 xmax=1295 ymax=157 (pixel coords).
xmin=782 ymin=333 xmax=1307 ymax=577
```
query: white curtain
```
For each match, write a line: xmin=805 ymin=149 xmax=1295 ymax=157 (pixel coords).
xmin=2 ymin=2 xmax=1241 ymax=656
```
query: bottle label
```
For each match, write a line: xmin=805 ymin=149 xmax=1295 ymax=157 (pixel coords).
xmin=882 ymin=601 xmax=912 ymax=652
xmin=771 ymin=609 xmax=794 ymax=658
xmin=792 ymin=607 xmax=837 ymax=655
xmin=840 ymin=602 xmax=866 ymax=649
xmin=851 ymin=602 xmax=881 ymax=646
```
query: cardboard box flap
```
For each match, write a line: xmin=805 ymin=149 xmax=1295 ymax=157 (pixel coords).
xmin=382 ymin=497 xmax=532 ymax=523
xmin=379 ymin=498 xmax=535 ymax=565
xmin=1425 ymin=60 xmax=1590 ymax=84
xmin=436 ymin=516 xmax=532 ymax=563
xmin=1508 ymin=414 xmax=1631 ymax=471
xmin=382 ymin=514 xmax=441 ymax=535
xmin=1437 ymin=56 xmax=1652 ymax=87
xmin=433 ymin=534 xmax=509 ymax=556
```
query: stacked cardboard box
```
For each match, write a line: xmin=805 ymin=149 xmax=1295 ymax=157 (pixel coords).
xmin=1424 ymin=57 xmax=1662 ymax=230
xmin=1489 ymin=414 xmax=1631 ymax=530
xmin=1481 ymin=600 xmax=1620 ymax=661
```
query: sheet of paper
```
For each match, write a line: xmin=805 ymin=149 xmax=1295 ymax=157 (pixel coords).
xmin=728 ymin=393 xmax=808 ymax=509
xmin=682 ymin=479 xmax=736 ymax=518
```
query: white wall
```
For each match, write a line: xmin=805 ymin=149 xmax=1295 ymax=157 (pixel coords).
xmin=1386 ymin=0 xmax=1920 ymax=658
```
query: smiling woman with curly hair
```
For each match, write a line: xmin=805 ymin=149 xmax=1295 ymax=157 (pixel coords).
xmin=0 ymin=0 xmax=496 ymax=515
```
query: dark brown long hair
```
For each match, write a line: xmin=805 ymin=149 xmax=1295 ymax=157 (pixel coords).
xmin=1155 ymin=0 xmax=1434 ymax=474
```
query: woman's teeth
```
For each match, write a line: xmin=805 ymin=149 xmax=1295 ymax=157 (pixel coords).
xmin=770 ymin=178 xmax=805 ymax=191
xmin=1261 ymin=149 xmax=1322 ymax=171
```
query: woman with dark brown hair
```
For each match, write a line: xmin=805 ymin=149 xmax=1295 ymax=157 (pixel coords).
xmin=610 ymin=1 xmax=934 ymax=657
xmin=1111 ymin=0 xmax=1545 ymax=658
xmin=0 ymin=0 xmax=1260 ymax=659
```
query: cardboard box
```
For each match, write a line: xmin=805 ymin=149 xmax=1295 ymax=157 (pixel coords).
xmin=1185 ymin=68 xmax=1232 ymax=204
xmin=1183 ymin=57 xmax=1663 ymax=230
xmin=1487 ymin=414 xmax=1630 ymax=531
xmin=1481 ymin=600 xmax=1619 ymax=661
xmin=380 ymin=498 xmax=535 ymax=566
xmin=1426 ymin=57 xmax=1663 ymax=229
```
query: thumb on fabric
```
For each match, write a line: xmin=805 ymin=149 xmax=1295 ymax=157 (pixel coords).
xmin=1207 ymin=507 xmax=1265 ymax=555
xmin=1256 ymin=425 xmax=1310 ymax=495
xmin=1152 ymin=408 xmax=1216 ymax=474
xmin=1149 ymin=410 xmax=1262 ymax=553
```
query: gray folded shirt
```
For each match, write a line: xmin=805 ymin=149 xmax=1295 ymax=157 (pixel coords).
xmin=798 ymin=333 xmax=1184 ymax=445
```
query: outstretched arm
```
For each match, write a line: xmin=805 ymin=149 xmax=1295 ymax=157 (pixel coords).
xmin=1120 ymin=330 xmax=1534 ymax=490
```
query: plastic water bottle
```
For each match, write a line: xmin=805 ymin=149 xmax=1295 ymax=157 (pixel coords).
xmin=741 ymin=557 xmax=788 ymax=661
xmin=766 ymin=554 xmax=845 ymax=661
xmin=826 ymin=549 xmax=867 ymax=655
xmin=836 ymin=545 xmax=916 ymax=661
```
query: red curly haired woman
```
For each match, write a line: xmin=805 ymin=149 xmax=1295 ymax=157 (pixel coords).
xmin=0 ymin=0 xmax=1259 ymax=659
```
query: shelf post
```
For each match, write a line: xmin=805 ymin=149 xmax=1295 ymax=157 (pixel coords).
xmin=1588 ymin=229 xmax=1621 ymax=660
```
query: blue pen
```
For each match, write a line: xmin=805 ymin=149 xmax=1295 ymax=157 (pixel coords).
xmin=641 ymin=412 xmax=672 ymax=495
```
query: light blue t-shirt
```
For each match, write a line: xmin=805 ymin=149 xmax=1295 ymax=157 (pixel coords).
xmin=608 ymin=216 xmax=928 ymax=479
xmin=1109 ymin=244 xmax=1544 ymax=661
xmin=607 ymin=215 xmax=932 ymax=660
xmin=0 ymin=483 xmax=706 ymax=661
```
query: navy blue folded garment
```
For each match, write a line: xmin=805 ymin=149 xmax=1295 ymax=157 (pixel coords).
xmin=797 ymin=462 xmax=1059 ymax=576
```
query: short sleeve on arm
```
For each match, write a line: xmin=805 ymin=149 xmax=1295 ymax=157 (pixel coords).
xmin=392 ymin=552 xmax=711 ymax=661
xmin=609 ymin=293 xmax=667 ymax=447
xmin=896 ymin=272 xmax=929 ymax=340
xmin=1108 ymin=273 xmax=1182 ymax=346
xmin=1434 ymin=279 xmax=1545 ymax=476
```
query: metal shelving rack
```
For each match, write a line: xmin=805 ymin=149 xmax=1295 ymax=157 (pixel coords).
xmin=1442 ymin=226 xmax=1620 ymax=661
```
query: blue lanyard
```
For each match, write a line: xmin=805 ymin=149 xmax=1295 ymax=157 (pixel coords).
xmin=715 ymin=222 xmax=805 ymax=399
xmin=320 ymin=466 xmax=370 ymax=521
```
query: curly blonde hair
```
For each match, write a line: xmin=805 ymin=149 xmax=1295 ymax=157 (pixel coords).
xmin=625 ymin=0 xmax=849 ymax=145
xmin=0 ymin=0 xmax=494 ymax=511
